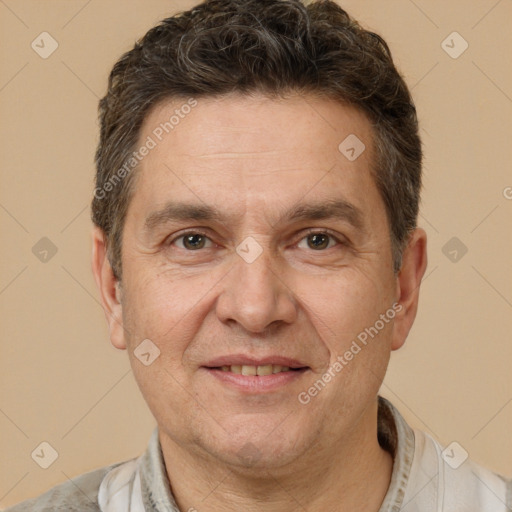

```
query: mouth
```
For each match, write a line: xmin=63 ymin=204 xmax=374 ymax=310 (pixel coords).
xmin=201 ymin=359 xmax=310 ymax=393
xmin=213 ymin=364 xmax=305 ymax=375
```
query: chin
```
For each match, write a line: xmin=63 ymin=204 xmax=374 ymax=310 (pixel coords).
xmin=201 ymin=419 xmax=311 ymax=471
xmin=217 ymin=442 xmax=304 ymax=473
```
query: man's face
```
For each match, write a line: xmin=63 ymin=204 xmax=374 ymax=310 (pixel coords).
xmin=105 ymin=93 xmax=409 ymax=470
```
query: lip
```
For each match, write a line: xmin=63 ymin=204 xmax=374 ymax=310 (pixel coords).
xmin=203 ymin=354 xmax=308 ymax=369
xmin=203 ymin=367 xmax=309 ymax=393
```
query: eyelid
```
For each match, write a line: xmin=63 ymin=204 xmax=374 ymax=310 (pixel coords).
xmin=168 ymin=229 xmax=214 ymax=248
xmin=167 ymin=228 xmax=347 ymax=249
xmin=296 ymin=228 xmax=346 ymax=247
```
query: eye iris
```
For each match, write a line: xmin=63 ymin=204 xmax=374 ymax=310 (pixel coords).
xmin=184 ymin=234 xmax=205 ymax=250
xmin=307 ymin=233 xmax=329 ymax=250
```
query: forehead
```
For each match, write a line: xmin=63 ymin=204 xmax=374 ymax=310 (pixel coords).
xmin=140 ymin=92 xmax=372 ymax=161
xmin=128 ymin=92 xmax=383 ymax=228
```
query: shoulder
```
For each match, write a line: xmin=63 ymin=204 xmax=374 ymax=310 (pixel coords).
xmin=4 ymin=461 xmax=131 ymax=512
xmin=409 ymin=428 xmax=512 ymax=510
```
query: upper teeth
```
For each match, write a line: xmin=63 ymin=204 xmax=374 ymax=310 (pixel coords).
xmin=221 ymin=365 xmax=291 ymax=375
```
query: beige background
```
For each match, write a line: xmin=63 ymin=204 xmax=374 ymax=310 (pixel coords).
xmin=1 ymin=0 xmax=511 ymax=507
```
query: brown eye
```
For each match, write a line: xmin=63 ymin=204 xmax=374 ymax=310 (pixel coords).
xmin=306 ymin=233 xmax=330 ymax=250
xmin=298 ymin=232 xmax=340 ymax=251
xmin=174 ymin=233 xmax=212 ymax=250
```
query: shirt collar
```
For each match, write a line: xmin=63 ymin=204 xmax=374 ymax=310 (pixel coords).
xmin=377 ymin=396 xmax=416 ymax=511
xmin=139 ymin=429 xmax=179 ymax=511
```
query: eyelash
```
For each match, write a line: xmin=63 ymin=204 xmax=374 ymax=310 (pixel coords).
xmin=169 ymin=230 xmax=212 ymax=249
xmin=302 ymin=228 xmax=344 ymax=248
xmin=168 ymin=229 xmax=345 ymax=251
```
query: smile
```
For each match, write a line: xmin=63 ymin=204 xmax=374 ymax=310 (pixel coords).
xmin=203 ymin=366 xmax=309 ymax=393
xmin=217 ymin=364 xmax=298 ymax=375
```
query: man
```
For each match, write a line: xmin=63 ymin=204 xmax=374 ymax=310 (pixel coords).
xmin=7 ymin=0 xmax=511 ymax=510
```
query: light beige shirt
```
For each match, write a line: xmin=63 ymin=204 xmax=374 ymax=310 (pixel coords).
xmin=6 ymin=397 xmax=512 ymax=511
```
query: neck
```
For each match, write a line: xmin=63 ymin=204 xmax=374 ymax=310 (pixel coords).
xmin=159 ymin=400 xmax=393 ymax=512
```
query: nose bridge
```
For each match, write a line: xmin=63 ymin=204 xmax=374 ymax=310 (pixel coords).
xmin=216 ymin=240 xmax=296 ymax=332
xmin=236 ymin=243 xmax=277 ymax=299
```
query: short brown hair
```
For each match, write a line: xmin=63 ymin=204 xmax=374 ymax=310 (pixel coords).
xmin=92 ymin=0 xmax=422 ymax=279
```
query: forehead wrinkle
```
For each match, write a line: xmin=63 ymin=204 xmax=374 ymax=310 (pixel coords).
xmin=195 ymin=150 xmax=285 ymax=159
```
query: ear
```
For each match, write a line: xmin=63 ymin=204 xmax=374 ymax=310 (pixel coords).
xmin=391 ymin=228 xmax=428 ymax=351
xmin=91 ymin=226 xmax=126 ymax=350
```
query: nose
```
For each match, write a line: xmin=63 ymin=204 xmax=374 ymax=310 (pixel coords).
xmin=215 ymin=246 xmax=297 ymax=333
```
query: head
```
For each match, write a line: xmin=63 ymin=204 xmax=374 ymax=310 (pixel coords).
xmin=92 ymin=0 xmax=427 ymax=472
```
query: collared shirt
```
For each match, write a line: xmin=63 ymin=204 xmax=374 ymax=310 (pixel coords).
xmin=5 ymin=396 xmax=512 ymax=511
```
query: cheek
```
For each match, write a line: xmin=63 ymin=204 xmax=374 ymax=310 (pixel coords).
xmin=121 ymin=265 xmax=210 ymax=346
xmin=293 ymin=267 xmax=392 ymax=351
xmin=296 ymin=271 xmax=394 ymax=431
xmin=120 ymin=272 xmax=202 ymax=429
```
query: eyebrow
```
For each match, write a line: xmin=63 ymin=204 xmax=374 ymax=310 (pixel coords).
xmin=287 ymin=199 xmax=364 ymax=231
xmin=144 ymin=198 xmax=364 ymax=233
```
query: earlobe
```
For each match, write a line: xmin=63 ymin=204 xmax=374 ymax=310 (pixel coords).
xmin=391 ymin=228 xmax=428 ymax=351
xmin=91 ymin=227 xmax=127 ymax=350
